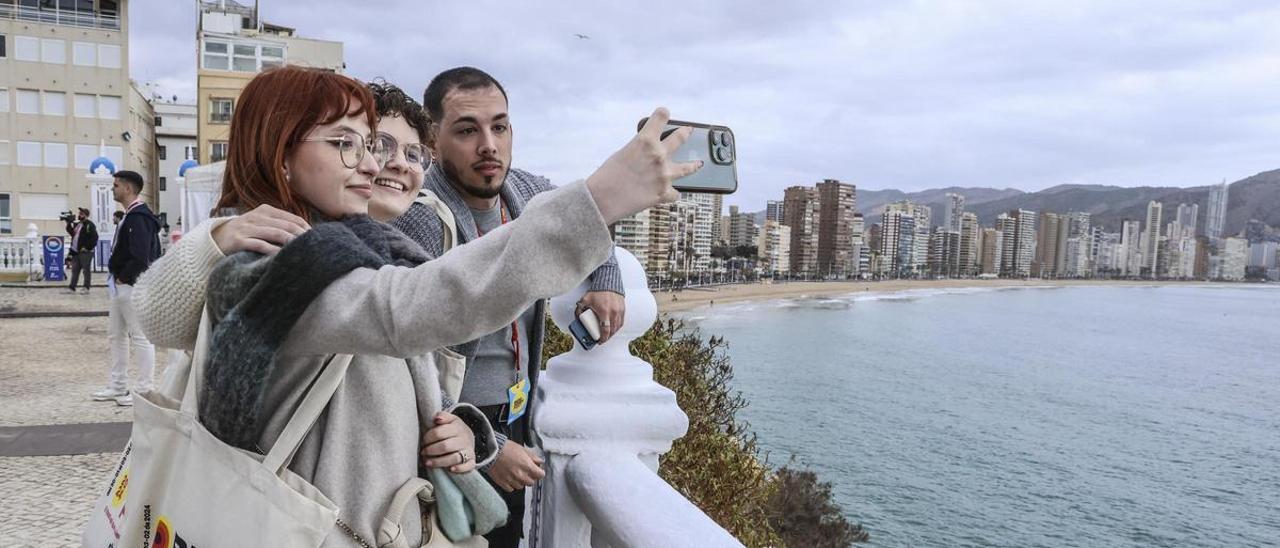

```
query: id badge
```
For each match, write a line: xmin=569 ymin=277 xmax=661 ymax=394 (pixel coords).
xmin=506 ymin=379 xmax=529 ymax=424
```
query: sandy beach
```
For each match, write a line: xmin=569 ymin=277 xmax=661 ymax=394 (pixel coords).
xmin=655 ymin=278 xmax=1216 ymax=313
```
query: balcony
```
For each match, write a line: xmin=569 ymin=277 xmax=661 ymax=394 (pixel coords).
xmin=0 ymin=3 xmax=120 ymax=31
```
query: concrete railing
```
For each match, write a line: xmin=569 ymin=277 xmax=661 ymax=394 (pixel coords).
xmin=531 ymin=248 xmax=743 ymax=548
xmin=0 ymin=236 xmax=38 ymax=281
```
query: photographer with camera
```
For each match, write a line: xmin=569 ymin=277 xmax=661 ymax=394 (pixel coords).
xmin=63 ymin=207 xmax=99 ymax=294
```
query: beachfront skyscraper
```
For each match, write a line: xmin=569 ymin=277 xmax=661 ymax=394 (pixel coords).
xmin=1143 ymin=201 xmax=1163 ymax=277
xmin=998 ymin=209 xmax=1036 ymax=278
xmin=944 ymin=192 xmax=966 ymax=233
xmin=757 ymin=220 xmax=791 ymax=275
xmin=979 ymin=227 xmax=1002 ymax=275
xmin=783 ymin=186 xmax=821 ymax=276
xmin=725 ymin=205 xmax=758 ymax=249
xmin=816 ymin=179 xmax=857 ymax=277
xmin=1206 ymin=181 xmax=1228 ymax=240
xmin=1034 ymin=212 xmax=1064 ymax=278
xmin=1120 ymin=219 xmax=1143 ymax=277
xmin=959 ymin=212 xmax=980 ymax=276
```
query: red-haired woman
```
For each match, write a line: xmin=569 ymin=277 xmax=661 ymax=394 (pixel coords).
xmin=132 ymin=66 xmax=698 ymax=546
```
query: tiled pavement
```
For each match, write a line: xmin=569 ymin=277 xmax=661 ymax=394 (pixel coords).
xmin=1 ymin=287 xmax=167 ymax=546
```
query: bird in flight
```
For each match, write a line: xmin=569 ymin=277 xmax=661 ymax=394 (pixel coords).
xmin=574 ymin=33 xmax=591 ymax=40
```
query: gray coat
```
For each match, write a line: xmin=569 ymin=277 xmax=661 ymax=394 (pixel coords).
xmin=392 ymin=164 xmax=624 ymax=447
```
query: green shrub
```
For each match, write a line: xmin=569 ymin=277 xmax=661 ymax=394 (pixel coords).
xmin=543 ymin=315 xmax=868 ymax=546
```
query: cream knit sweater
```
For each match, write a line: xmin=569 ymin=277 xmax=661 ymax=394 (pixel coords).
xmin=133 ymin=217 xmax=230 ymax=351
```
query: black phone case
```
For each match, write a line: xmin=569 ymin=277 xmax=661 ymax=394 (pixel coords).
xmin=569 ymin=318 xmax=598 ymax=351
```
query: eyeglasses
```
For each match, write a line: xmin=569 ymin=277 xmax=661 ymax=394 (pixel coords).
xmin=378 ymin=133 xmax=429 ymax=171
xmin=299 ymin=132 xmax=391 ymax=169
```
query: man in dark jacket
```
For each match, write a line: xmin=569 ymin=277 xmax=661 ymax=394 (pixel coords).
xmin=94 ymin=170 xmax=162 ymax=406
xmin=64 ymin=207 xmax=99 ymax=293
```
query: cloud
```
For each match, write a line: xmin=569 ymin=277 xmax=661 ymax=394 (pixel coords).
xmin=129 ymin=0 xmax=1280 ymax=210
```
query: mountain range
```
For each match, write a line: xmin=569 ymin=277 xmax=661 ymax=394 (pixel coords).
xmin=751 ymin=168 xmax=1280 ymax=236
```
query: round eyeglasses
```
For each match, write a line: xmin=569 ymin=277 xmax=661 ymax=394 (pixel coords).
xmin=378 ymin=133 xmax=429 ymax=172
xmin=300 ymin=132 xmax=392 ymax=169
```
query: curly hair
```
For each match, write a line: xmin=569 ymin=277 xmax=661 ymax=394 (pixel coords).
xmin=368 ymin=79 xmax=430 ymax=143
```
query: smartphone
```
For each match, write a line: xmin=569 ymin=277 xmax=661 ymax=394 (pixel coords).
xmin=636 ymin=118 xmax=738 ymax=194
xmin=568 ymin=308 xmax=601 ymax=351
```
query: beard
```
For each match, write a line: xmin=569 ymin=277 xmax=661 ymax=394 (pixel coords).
xmin=440 ymin=156 xmax=504 ymax=199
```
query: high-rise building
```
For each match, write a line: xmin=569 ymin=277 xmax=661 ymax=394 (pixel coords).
xmin=725 ymin=205 xmax=757 ymax=249
xmin=1034 ymin=212 xmax=1063 ymax=278
xmin=646 ymin=203 xmax=673 ymax=277
xmin=1064 ymin=212 xmax=1092 ymax=277
xmin=1120 ymin=220 xmax=1143 ymax=277
xmin=943 ymin=192 xmax=965 ymax=233
xmin=1205 ymin=181 xmax=1228 ymax=240
xmin=958 ymin=212 xmax=980 ymax=276
xmin=782 ymin=186 xmax=820 ymax=276
xmin=1221 ymin=237 xmax=1248 ymax=280
xmin=765 ymin=200 xmax=784 ymax=223
xmin=1 ymin=0 xmax=152 ymax=236
xmin=197 ymin=0 xmax=344 ymax=165
xmin=878 ymin=210 xmax=916 ymax=278
xmin=1174 ymin=203 xmax=1198 ymax=238
xmin=678 ymin=192 xmax=715 ymax=270
xmin=884 ymin=200 xmax=931 ymax=276
xmin=154 ymin=100 xmax=198 ymax=228
xmin=1142 ymin=201 xmax=1163 ymax=277
xmin=979 ymin=227 xmax=1002 ymax=275
xmin=613 ymin=210 xmax=650 ymax=270
xmin=1093 ymin=232 xmax=1122 ymax=278
xmin=815 ymin=179 xmax=856 ymax=277
xmin=998 ymin=209 xmax=1036 ymax=277
xmin=709 ymin=194 xmax=724 ymax=246
xmin=851 ymin=213 xmax=867 ymax=277
xmin=757 ymin=220 xmax=791 ymax=275
xmin=927 ymin=227 xmax=961 ymax=278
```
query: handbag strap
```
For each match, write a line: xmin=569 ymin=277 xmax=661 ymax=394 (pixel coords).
xmin=262 ymin=353 xmax=355 ymax=473
xmin=179 ymin=307 xmax=214 ymax=415
xmin=374 ymin=477 xmax=438 ymax=548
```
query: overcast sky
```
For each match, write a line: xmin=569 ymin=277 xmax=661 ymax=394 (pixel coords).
xmin=130 ymin=0 xmax=1280 ymax=209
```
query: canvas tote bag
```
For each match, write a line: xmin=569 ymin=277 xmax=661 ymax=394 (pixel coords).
xmin=82 ymin=309 xmax=354 ymax=547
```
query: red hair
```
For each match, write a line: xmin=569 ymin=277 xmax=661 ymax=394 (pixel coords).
xmin=215 ymin=66 xmax=377 ymax=221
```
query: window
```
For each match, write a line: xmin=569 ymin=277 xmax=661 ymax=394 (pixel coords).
xmin=41 ymin=38 xmax=65 ymax=64
xmin=42 ymin=91 xmax=66 ymax=115
xmin=74 ymin=144 xmax=96 ymax=168
xmin=185 ymin=146 xmax=198 ymax=161
xmin=103 ymin=145 xmax=123 ymax=167
xmin=154 ymin=115 xmax=162 ymax=127
xmin=20 ymin=193 xmax=70 ymax=221
xmin=159 ymin=176 xmax=167 ymax=191
xmin=203 ymin=40 xmax=229 ymax=70
xmin=0 ymin=193 xmax=10 ymax=234
xmin=17 ymin=141 xmax=41 ymax=166
xmin=0 ymin=140 xmax=9 ymax=165
xmin=99 ymin=95 xmax=121 ymax=119
xmin=72 ymin=41 xmax=96 ymax=66
xmin=1 ymin=34 xmax=6 ymax=58
xmin=158 ymin=145 xmax=167 ymax=160
xmin=97 ymin=44 xmax=121 ymax=69
xmin=16 ymin=89 xmax=39 ymax=114
xmin=15 ymin=36 xmax=38 ymax=62
xmin=74 ymin=93 xmax=96 ymax=117
xmin=43 ymin=143 xmax=68 ymax=168
xmin=210 ymin=98 xmax=233 ymax=123
xmin=261 ymin=45 xmax=284 ymax=69
xmin=0 ymin=88 xmax=8 ymax=112
xmin=211 ymin=141 xmax=229 ymax=162
xmin=232 ymin=43 xmax=256 ymax=71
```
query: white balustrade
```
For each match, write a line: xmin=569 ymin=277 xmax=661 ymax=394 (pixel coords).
xmin=532 ymin=247 xmax=742 ymax=548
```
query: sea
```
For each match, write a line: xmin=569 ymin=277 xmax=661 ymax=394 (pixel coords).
xmin=679 ymin=284 xmax=1279 ymax=547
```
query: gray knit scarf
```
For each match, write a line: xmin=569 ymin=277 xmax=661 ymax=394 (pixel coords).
xmin=200 ymin=214 xmax=428 ymax=449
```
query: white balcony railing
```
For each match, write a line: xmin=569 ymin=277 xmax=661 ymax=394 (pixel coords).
xmin=531 ymin=248 xmax=743 ymax=548
xmin=0 ymin=234 xmax=38 ymax=281
xmin=0 ymin=3 xmax=120 ymax=30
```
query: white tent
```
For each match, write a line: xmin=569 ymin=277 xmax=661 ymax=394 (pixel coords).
xmin=180 ymin=161 xmax=225 ymax=231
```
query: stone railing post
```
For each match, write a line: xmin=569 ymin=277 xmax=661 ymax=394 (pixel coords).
xmin=531 ymin=247 xmax=741 ymax=547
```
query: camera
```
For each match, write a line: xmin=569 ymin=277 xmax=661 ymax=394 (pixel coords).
xmin=59 ymin=211 xmax=76 ymax=223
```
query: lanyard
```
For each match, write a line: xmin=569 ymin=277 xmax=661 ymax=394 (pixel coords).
xmin=474 ymin=199 xmax=521 ymax=377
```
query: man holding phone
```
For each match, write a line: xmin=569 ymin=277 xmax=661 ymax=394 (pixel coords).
xmin=391 ymin=66 xmax=625 ymax=547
